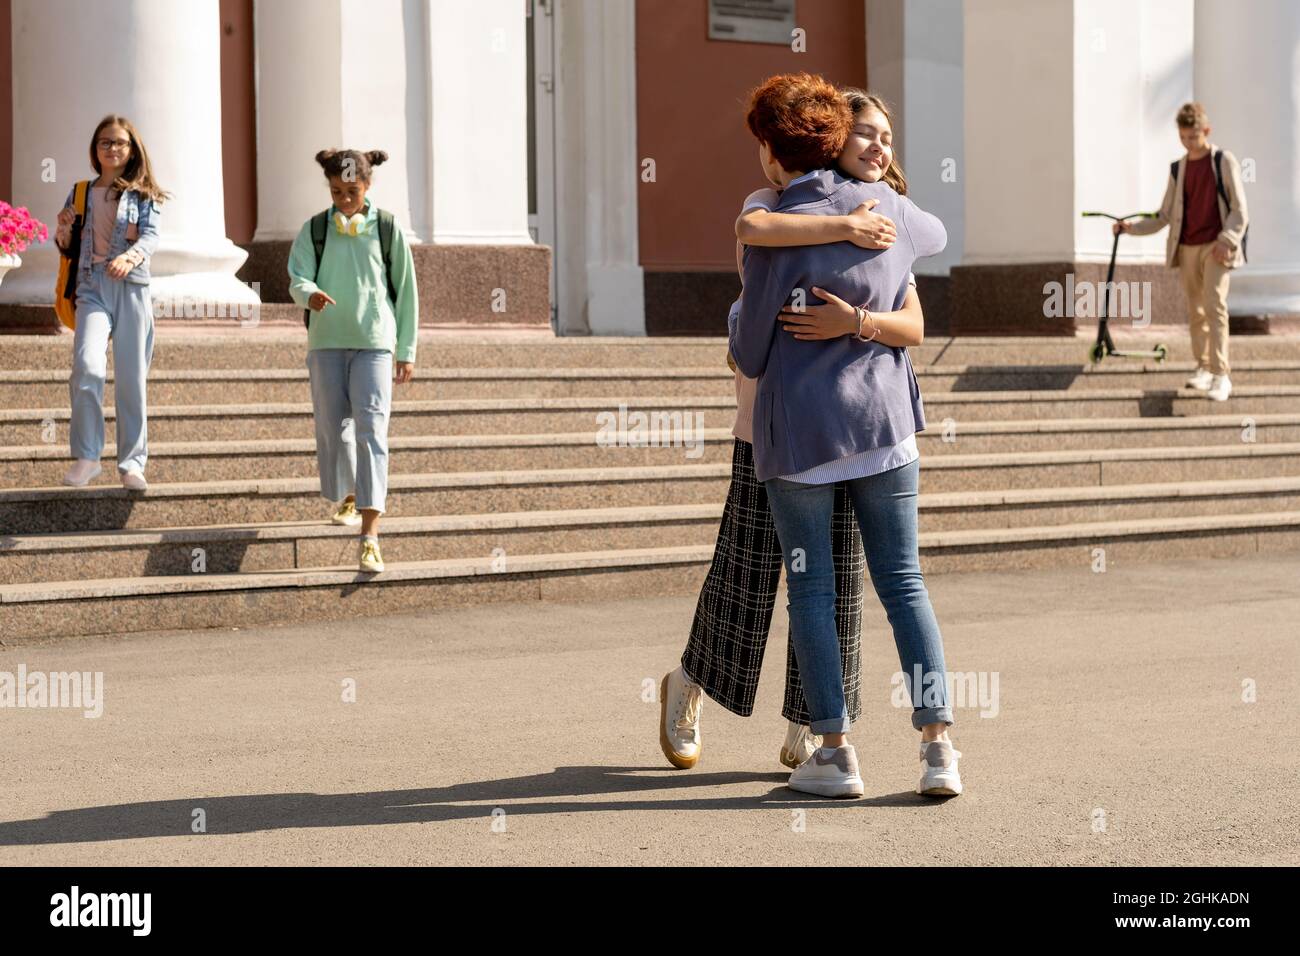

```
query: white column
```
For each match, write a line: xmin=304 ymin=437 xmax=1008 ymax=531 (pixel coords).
xmin=869 ymin=0 xmax=965 ymax=275
xmin=1194 ymin=0 xmax=1300 ymax=316
xmin=1 ymin=0 xmax=257 ymax=309
xmin=253 ymin=0 xmax=424 ymax=241
xmin=962 ymin=0 xmax=1076 ymax=265
xmin=554 ymin=0 xmax=644 ymax=336
xmin=425 ymin=0 xmax=531 ymax=245
xmin=962 ymin=0 xmax=1194 ymax=267
xmin=1073 ymin=0 xmax=1194 ymax=265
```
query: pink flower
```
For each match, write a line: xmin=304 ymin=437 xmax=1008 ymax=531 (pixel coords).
xmin=0 ymin=201 xmax=50 ymax=255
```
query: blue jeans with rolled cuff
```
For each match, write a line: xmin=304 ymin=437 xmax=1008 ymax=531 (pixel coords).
xmin=764 ymin=457 xmax=953 ymax=735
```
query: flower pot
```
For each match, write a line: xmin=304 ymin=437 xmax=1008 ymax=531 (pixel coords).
xmin=0 ymin=252 xmax=19 ymax=287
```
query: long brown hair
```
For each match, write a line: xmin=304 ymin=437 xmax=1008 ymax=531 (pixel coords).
xmin=88 ymin=115 xmax=170 ymax=203
xmin=840 ymin=88 xmax=908 ymax=196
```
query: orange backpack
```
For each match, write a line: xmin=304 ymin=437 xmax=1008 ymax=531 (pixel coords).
xmin=54 ymin=180 xmax=90 ymax=330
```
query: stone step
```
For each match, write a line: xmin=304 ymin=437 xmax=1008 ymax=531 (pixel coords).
xmin=4 ymin=452 xmax=1299 ymax=535
xmin=4 ymin=509 xmax=1299 ymax=640
xmin=6 ymin=415 xmax=1300 ymax=486
xmin=4 ymin=359 xmax=1298 ymax=406
xmin=4 ymin=480 xmax=1300 ymax=584
xmin=4 ymin=330 xmax=1300 ymax=371
xmin=7 ymin=386 xmax=1300 ymax=445
xmin=0 ymin=505 xmax=725 ymax=583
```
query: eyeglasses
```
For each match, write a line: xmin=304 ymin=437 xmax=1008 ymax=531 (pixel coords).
xmin=96 ymin=139 xmax=131 ymax=152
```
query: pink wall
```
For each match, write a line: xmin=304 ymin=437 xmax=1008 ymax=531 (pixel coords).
xmin=219 ymin=0 xmax=256 ymax=244
xmin=0 ymin=0 xmax=11 ymax=203
xmin=635 ymin=0 xmax=867 ymax=271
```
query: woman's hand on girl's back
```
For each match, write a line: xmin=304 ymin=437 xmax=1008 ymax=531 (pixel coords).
xmin=394 ymin=361 xmax=414 ymax=385
xmin=844 ymin=200 xmax=897 ymax=250
xmin=780 ymin=286 xmax=858 ymax=340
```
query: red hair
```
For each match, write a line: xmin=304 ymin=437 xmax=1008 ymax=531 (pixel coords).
xmin=745 ymin=73 xmax=852 ymax=173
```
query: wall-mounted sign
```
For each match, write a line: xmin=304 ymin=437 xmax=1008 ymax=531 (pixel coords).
xmin=708 ymin=0 xmax=797 ymax=46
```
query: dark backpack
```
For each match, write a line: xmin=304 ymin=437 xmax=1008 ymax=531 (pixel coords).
xmin=1171 ymin=150 xmax=1249 ymax=262
xmin=302 ymin=207 xmax=397 ymax=328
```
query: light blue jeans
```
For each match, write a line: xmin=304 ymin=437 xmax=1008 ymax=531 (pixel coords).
xmin=69 ymin=264 xmax=154 ymax=473
xmin=306 ymin=349 xmax=393 ymax=514
xmin=764 ymin=458 xmax=953 ymax=734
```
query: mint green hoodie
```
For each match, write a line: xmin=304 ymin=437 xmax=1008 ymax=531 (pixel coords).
xmin=287 ymin=201 xmax=418 ymax=363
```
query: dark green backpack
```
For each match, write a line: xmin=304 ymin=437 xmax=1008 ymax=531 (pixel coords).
xmin=302 ymin=208 xmax=397 ymax=328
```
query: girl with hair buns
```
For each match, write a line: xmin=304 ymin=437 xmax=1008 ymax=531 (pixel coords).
xmin=288 ymin=148 xmax=418 ymax=574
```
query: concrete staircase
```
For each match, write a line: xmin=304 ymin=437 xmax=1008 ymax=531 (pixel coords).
xmin=3 ymin=325 xmax=1300 ymax=641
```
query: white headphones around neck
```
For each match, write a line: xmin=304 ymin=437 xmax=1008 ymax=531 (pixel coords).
xmin=333 ymin=210 xmax=367 ymax=235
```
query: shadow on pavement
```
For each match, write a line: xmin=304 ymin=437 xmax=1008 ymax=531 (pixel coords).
xmin=0 ymin=765 xmax=936 ymax=846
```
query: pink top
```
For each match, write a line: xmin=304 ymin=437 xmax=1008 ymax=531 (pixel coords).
xmin=90 ymin=187 xmax=114 ymax=264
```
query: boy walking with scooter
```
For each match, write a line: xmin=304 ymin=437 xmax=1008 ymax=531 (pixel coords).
xmin=1116 ymin=101 xmax=1249 ymax=402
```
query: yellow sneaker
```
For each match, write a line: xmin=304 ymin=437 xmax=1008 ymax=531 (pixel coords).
xmin=359 ymin=538 xmax=385 ymax=573
xmin=331 ymin=499 xmax=362 ymax=526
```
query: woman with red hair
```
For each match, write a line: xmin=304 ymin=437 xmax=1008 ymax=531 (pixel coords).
xmin=659 ymin=75 xmax=958 ymax=800
xmin=726 ymin=72 xmax=957 ymax=800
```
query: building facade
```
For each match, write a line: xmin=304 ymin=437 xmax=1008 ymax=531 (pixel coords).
xmin=0 ymin=0 xmax=1296 ymax=334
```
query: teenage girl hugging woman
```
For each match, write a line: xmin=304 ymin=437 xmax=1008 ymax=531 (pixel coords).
xmin=658 ymin=83 xmax=928 ymax=773
xmin=730 ymin=72 xmax=961 ymax=800
xmin=288 ymin=149 xmax=418 ymax=574
xmin=55 ymin=114 xmax=167 ymax=490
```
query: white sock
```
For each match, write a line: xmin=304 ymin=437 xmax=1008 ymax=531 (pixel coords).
xmin=362 ymin=534 xmax=378 ymax=544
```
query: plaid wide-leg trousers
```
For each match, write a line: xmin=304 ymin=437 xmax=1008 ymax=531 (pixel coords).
xmin=680 ymin=438 xmax=864 ymax=724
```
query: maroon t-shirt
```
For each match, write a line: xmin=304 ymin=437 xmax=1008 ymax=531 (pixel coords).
xmin=1180 ymin=154 xmax=1222 ymax=245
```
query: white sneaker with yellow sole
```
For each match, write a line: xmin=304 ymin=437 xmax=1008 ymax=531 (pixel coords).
xmin=359 ymin=538 xmax=385 ymax=573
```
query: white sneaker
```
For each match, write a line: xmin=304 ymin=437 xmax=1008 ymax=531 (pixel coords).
xmin=120 ymin=468 xmax=148 ymax=491
xmin=658 ymin=666 xmax=702 ymax=769
xmin=1207 ymin=375 xmax=1232 ymax=402
xmin=1185 ymin=367 xmax=1214 ymax=390
xmin=779 ymin=720 xmax=823 ymax=769
xmin=62 ymin=459 xmax=102 ymax=486
xmin=359 ymin=538 xmax=385 ymax=573
xmin=788 ymin=744 xmax=865 ymax=799
xmin=917 ymin=738 xmax=963 ymax=796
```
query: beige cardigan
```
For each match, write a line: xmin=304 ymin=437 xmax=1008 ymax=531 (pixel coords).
xmin=1128 ymin=144 xmax=1249 ymax=269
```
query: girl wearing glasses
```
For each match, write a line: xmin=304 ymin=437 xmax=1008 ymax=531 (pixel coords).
xmin=54 ymin=114 xmax=167 ymax=490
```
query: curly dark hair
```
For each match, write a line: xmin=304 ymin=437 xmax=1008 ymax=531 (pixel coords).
xmin=314 ymin=148 xmax=389 ymax=184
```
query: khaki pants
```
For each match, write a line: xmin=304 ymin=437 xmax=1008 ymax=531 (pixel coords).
xmin=1177 ymin=242 xmax=1232 ymax=376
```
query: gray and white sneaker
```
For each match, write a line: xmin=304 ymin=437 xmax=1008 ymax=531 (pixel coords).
xmin=787 ymin=744 xmax=865 ymax=799
xmin=779 ymin=721 xmax=822 ymax=769
xmin=917 ymin=739 xmax=963 ymax=796
xmin=1185 ymin=367 xmax=1214 ymax=390
xmin=658 ymin=666 xmax=703 ymax=769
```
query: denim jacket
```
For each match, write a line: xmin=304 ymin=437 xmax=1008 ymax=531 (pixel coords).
xmin=60 ymin=183 xmax=161 ymax=286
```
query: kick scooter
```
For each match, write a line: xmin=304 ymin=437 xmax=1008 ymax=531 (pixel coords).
xmin=1080 ymin=211 xmax=1168 ymax=364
